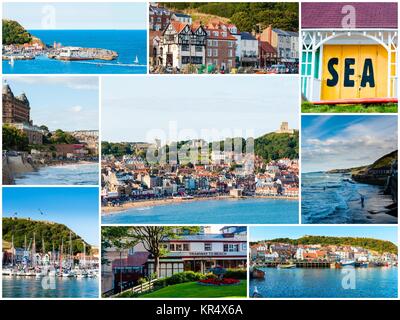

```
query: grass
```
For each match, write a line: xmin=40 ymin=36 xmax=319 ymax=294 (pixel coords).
xmin=138 ymin=281 xmax=247 ymax=298
xmin=301 ymin=102 xmax=398 ymax=113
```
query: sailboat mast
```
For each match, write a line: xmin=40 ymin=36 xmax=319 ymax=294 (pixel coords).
xmin=11 ymin=234 xmax=14 ymax=266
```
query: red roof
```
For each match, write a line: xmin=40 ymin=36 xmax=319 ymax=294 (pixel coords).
xmin=259 ymin=41 xmax=277 ymax=54
xmin=302 ymin=2 xmax=397 ymax=29
xmin=170 ymin=20 xmax=187 ymax=33
xmin=206 ymin=28 xmax=236 ymax=41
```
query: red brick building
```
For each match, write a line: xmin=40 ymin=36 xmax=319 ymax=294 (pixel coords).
xmin=205 ymin=23 xmax=237 ymax=72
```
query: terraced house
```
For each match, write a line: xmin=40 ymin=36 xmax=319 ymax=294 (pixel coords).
xmin=205 ymin=23 xmax=237 ymax=72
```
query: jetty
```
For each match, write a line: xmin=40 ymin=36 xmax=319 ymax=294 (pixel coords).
xmin=47 ymin=47 xmax=118 ymax=61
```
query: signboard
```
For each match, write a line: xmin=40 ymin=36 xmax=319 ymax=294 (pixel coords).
xmin=321 ymin=45 xmax=388 ymax=100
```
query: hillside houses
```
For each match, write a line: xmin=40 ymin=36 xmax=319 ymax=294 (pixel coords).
xmin=149 ymin=3 xmax=298 ymax=73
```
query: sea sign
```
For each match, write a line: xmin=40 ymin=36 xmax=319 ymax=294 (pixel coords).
xmin=326 ymin=57 xmax=375 ymax=88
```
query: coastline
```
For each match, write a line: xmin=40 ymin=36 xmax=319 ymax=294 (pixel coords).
xmin=102 ymin=195 xmax=299 ymax=215
xmin=3 ymin=159 xmax=98 ymax=185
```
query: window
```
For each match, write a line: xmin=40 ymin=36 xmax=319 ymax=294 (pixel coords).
xmin=181 ymin=44 xmax=189 ymax=52
xmin=169 ymin=244 xmax=175 ymax=251
xmin=213 ymin=40 xmax=218 ymax=47
xmin=207 ymin=40 xmax=212 ymax=47
xmin=222 ymin=32 xmax=227 ymax=37
xmin=224 ymin=244 xmax=239 ymax=252
xmin=207 ymin=48 xmax=212 ymax=57
xmin=213 ymin=31 xmax=219 ymax=37
xmin=183 ymin=244 xmax=190 ymax=251
xmin=228 ymin=41 xmax=233 ymax=48
xmin=204 ymin=243 xmax=212 ymax=251
xmin=213 ymin=49 xmax=218 ymax=57
xmin=176 ymin=244 xmax=183 ymax=251
xmin=228 ymin=49 xmax=233 ymax=58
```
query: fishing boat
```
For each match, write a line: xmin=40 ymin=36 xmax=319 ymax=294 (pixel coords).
xmin=250 ymin=267 xmax=265 ymax=279
xmin=340 ymin=259 xmax=355 ymax=267
xmin=277 ymin=263 xmax=296 ymax=269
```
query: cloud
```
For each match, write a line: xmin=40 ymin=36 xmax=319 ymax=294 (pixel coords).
xmin=302 ymin=116 xmax=398 ymax=172
xmin=71 ymin=105 xmax=83 ymax=113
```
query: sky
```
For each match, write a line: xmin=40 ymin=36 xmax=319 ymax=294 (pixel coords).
xmin=3 ymin=2 xmax=147 ymax=30
xmin=102 ymin=76 xmax=299 ymax=143
xmin=2 ymin=187 xmax=99 ymax=245
xmin=301 ymin=115 xmax=398 ymax=173
xmin=4 ymin=77 xmax=99 ymax=131
xmin=250 ymin=226 xmax=398 ymax=244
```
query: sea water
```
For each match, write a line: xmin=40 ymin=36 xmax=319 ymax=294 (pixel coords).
xmin=250 ymin=267 xmax=397 ymax=298
xmin=3 ymin=30 xmax=147 ymax=74
xmin=13 ymin=163 xmax=99 ymax=185
xmin=301 ymin=172 xmax=396 ymax=224
xmin=102 ymin=198 xmax=299 ymax=224
xmin=3 ymin=276 xmax=99 ymax=298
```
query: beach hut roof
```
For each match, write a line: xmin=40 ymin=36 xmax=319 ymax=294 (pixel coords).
xmin=302 ymin=2 xmax=398 ymax=29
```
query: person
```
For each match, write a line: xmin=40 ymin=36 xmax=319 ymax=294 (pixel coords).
xmin=360 ymin=194 xmax=365 ymax=208
xmin=252 ymin=286 xmax=262 ymax=298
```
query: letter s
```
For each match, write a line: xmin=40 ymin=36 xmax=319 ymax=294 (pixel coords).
xmin=327 ymin=58 xmax=339 ymax=87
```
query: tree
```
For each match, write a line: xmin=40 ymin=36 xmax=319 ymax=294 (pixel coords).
xmin=127 ymin=226 xmax=200 ymax=278
xmin=2 ymin=19 xmax=32 ymax=45
xmin=101 ymin=227 xmax=137 ymax=293
xmin=2 ymin=124 xmax=29 ymax=151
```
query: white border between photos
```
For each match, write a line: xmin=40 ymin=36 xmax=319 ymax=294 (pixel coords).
xmin=0 ymin=0 xmax=399 ymax=301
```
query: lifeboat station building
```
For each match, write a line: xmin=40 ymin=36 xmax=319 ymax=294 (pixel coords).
xmin=301 ymin=2 xmax=398 ymax=102
xmin=107 ymin=227 xmax=247 ymax=292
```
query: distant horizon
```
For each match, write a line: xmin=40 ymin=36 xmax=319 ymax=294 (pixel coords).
xmin=102 ymin=129 xmax=299 ymax=145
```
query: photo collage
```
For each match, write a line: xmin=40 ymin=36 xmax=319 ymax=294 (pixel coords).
xmin=1 ymin=1 xmax=398 ymax=300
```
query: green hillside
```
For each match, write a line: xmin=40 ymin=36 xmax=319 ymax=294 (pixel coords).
xmin=254 ymin=235 xmax=398 ymax=254
xmin=161 ymin=2 xmax=299 ymax=32
xmin=2 ymin=19 xmax=32 ymax=45
xmin=254 ymin=131 xmax=299 ymax=161
xmin=2 ymin=218 xmax=91 ymax=255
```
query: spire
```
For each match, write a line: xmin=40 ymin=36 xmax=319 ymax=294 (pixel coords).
xmin=16 ymin=92 xmax=30 ymax=106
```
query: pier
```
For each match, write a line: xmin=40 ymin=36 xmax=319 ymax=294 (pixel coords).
xmin=259 ymin=261 xmax=332 ymax=268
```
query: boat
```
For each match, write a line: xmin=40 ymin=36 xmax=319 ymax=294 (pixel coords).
xmin=250 ymin=267 xmax=265 ymax=279
xmin=134 ymin=55 xmax=139 ymax=64
xmin=340 ymin=259 xmax=355 ymax=267
xmin=9 ymin=56 xmax=14 ymax=66
xmin=2 ymin=268 xmax=15 ymax=276
xmin=277 ymin=263 xmax=296 ymax=269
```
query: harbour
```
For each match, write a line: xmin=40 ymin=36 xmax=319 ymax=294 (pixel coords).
xmin=3 ymin=30 xmax=147 ymax=74
xmin=250 ymin=267 xmax=398 ymax=298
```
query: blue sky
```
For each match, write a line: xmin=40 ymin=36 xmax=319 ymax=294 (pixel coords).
xmin=250 ymin=226 xmax=398 ymax=244
xmin=3 ymin=2 xmax=146 ymax=30
xmin=3 ymin=187 xmax=99 ymax=245
xmin=102 ymin=76 xmax=299 ymax=143
xmin=4 ymin=77 xmax=98 ymax=131
xmin=301 ymin=115 xmax=398 ymax=172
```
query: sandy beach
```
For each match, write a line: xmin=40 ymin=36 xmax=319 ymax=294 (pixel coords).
xmin=102 ymin=195 xmax=298 ymax=215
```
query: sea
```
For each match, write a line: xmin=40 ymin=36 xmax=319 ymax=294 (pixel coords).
xmin=13 ymin=163 xmax=99 ymax=185
xmin=2 ymin=277 xmax=99 ymax=298
xmin=301 ymin=172 xmax=397 ymax=224
xmin=250 ymin=267 xmax=398 ymax=298
xmin=102 ymin=198 xmax=299 ymax=224
xmin=3 ymin=30 xmax=147 ymax=74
